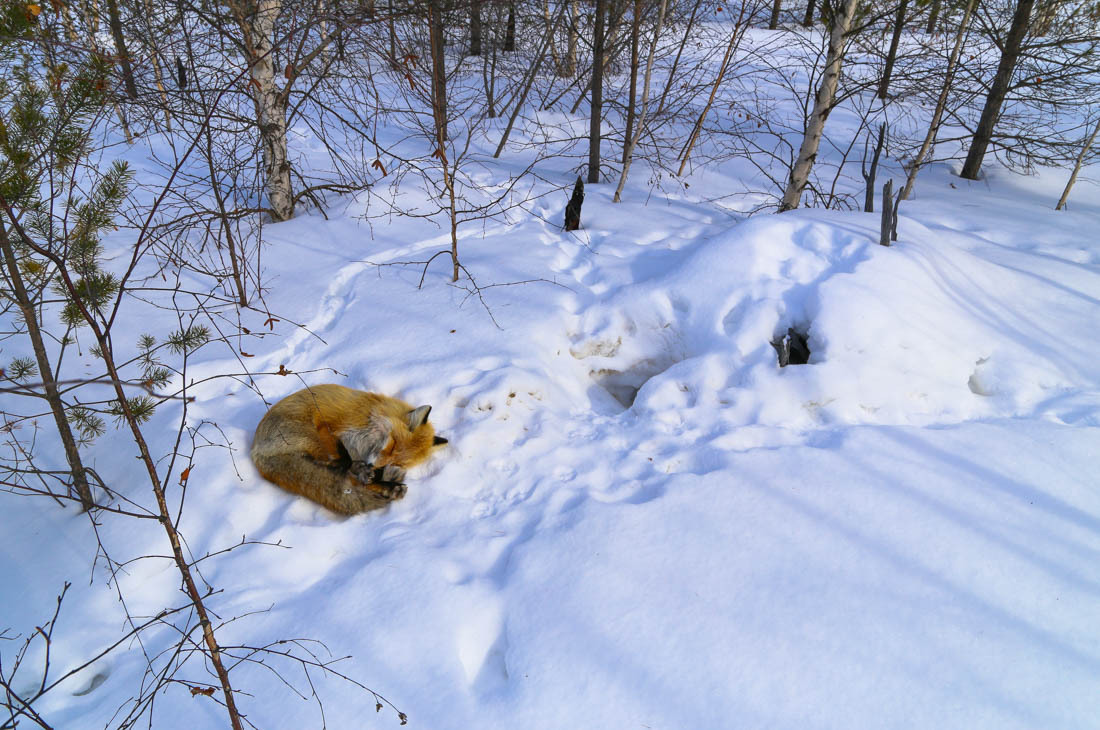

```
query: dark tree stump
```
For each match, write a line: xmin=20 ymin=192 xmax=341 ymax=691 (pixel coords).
xmin=564 ymin=176 xmax=584 ymax=231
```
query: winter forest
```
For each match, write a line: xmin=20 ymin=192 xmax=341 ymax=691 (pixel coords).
xmin=2 ymin=0 xmax=1099 ymax=727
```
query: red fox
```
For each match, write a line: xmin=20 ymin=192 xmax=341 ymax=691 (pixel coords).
xmin=251 ymin=384 xmax=447 ymax=515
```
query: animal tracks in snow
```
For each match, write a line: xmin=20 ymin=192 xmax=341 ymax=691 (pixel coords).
xmin=244 ymin=198 xmax=1100 ymax=702
xmin=421 ymin=206 xmax=1080 ymax=567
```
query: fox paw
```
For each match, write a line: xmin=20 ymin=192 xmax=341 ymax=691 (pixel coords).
xmin=370 ymin=481 xmax=407 ymax=501
xmin=349 ymin=460 xmax=375 ymax=484
xmin=377 ymin=464 xmax=406 ymax=485
xmin=349 ymin=461 xmax=406 ymax=499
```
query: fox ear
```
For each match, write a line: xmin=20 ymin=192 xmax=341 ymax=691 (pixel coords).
xmin=407 ymin=405 xmax=431 ymax=430
xmin=433 ymin=436 xmax=448 ymax=446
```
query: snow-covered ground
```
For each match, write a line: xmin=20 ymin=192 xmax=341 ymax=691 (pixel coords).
xmin=4 ymin=24 xmax=1100 ymax=730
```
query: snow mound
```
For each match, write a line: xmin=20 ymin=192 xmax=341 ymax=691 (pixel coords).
xmin=7 ymin=148 xmax=1100 ymax=730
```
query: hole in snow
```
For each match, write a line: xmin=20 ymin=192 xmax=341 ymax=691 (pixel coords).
xmin=592 ymin=356 xmax=678 ymax=409
xmin=592 ymin=369 xmax=643 ymax=408
xmin=772 ymin=327 xmax=810 ymax=367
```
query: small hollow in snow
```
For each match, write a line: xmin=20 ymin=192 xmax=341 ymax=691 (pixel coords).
xmin=592 ymin=355 xmax=680 ymax=409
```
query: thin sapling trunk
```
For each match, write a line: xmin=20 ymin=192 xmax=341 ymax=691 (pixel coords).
xmin=615 ymin=0 xmax=669 ymax=202
xmin=588 ymin=0 xmax=608 ymax=183
xmin=0 ymin=226 xmax=95 ymax=511
xmin=900 ymin=0 xmax=977 ymax=200
xmin=1056 ymin=116 xmax=1100 ymax=210
xmin=778 ymin=0 xmax=860 ymax=211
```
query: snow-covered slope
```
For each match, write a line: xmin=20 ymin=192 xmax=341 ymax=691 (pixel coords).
xmin=6 ymin=160 xmax=1100 ymax=729
xmin=4 ymin=24 xmax=1100 ymax=730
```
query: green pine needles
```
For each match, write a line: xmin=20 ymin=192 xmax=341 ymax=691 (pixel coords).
xmin=0 ymin=38 xmax=204 ymax=464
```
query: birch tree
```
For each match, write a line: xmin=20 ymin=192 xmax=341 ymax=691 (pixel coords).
xmin=778 ymin=0 xmax=860 ymax=211
xmin=228 ymin=0 xmax=295 ymax=221
xmin=222 ymin=0 xmax=365 ymax=221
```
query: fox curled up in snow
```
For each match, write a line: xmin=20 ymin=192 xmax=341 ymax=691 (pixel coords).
xmin=251 ymin=384 xmax=447 ymax=515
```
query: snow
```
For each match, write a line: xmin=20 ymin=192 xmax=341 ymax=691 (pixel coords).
xmin=4 ymin=23 xmax=1100 ymax=730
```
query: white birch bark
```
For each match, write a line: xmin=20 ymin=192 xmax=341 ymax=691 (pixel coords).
xmin=236 ymin=0 xmax=294 ymax=221
xmin=778 ymin=0 xmax=859 ymax=212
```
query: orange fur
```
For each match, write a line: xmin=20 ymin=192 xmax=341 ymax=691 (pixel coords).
xmin=251 ymin=384 xmax=445 ymax=515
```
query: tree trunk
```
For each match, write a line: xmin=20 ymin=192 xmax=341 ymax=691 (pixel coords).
xmin=144 ymin=0 xmax=173 ymax=131
xmin=318 ymin=0 xmax=329 ymax=61
xmin=879 ymin=179 xmax=895 ymax=246
xmin=862 ymin=122 xmax=886 ymax=212
xmin=925 ymin=0 xmax=941 ymax=33
xmin=769 ymin=0 xmax=782 ymax=29
xmin=504 ymin=0 xmax=516 ymax=51
xmin=802 ymin=0 xmax=816 ymax=26
xmin=778 ymin=0 xmax=859 ymax=211
xmin=494 ymin=4 xmax=559 ymax=157
xmin=80 ymin=0 xmax=132 ymax=142
xmin=470 ymin=0 xmax=482 ymax=55
xmin=900 ymin=0 xmax=976 ymax=200
xmin=622 ymin=0 xmax=641 ymax=163
xmin=615 ymin=0 xmax=669 ymax=202
xmin=544 ymin=0 xmax=562 ymax=72
xmin=0 ymin=226 xmax=94 ymax=511
xmin=604 ymin=0 xmax=626 ymax=63
xmin=484 ymin=27 xmax=498 ymax=117
xmin=429 ymin=0 xmax=448 ymax=144
xmin=1032 ymin=0 xmax=1061 ymax=35
xmin=657 ymin=0 xmax=703 ymax=114
xmin=105 ymin=0 xmax=138 ymax=99
xmin=878 ymin=0 xmax=909 ymax=99
xmin=235 ymin=0 xmax=294 ymax=221
xmin=588 ymin=0 xmax=607 ymax=183
xmin=60 ymin=1 xmax=78 ymax=41
xmin=960 ymin=0 xmax=1034 ymax=180
xmin=1056 ymin=116 xmax=1100 ymax=210
xmin=565 ymin=0 xmax=577 ymax=76
xmin=677 ymin=12 xmax=745 ymax=176
xmin=82 ymin=0 xmax=100 ymax=36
